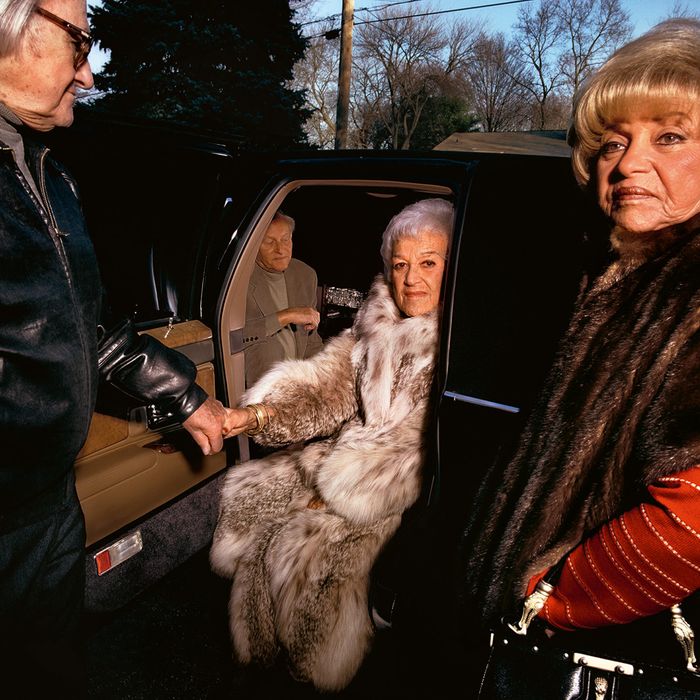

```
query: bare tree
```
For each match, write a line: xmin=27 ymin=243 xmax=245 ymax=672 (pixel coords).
xmin=510 ymin=0 xmax=632 ymax=127
xmin=445 ymin=17 xmax=485 ymax=75
xmin=349 ymin=56 xmax=388 ymax=148
xmin=353 ymin=6 xmax=479 ymax=149
xmin=292 ymin=22 xmax=339 ymax=148
xmin=514 ymin=1 xmax=567 ymax=129
xmin=662 ymin=2 xmax=700 ymax=20
xmin=465 ymin=32 xmax=531 ymax=132
xmin=556 ymin=0 xmax=632 ymax=97
xmin=354 ymin=7 xmax=444 ymax=149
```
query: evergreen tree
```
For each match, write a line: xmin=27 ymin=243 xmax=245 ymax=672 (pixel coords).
xmin=88 ymin=0 xmax=310 ymax=149
xmin=364 ymin=95 xmax=479 ymax=150
xmin=409 ymin=95 xmax=479 ymax=150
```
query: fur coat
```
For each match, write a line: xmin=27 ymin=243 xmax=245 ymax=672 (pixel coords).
xmin=460 ymin=226 xmax=700 ymax=628
xmin=210 ymin=276 xmax=439 ymax=691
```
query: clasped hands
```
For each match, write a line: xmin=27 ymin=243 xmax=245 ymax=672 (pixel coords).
xmin=182 ymin=397 xmax=274 ymax=455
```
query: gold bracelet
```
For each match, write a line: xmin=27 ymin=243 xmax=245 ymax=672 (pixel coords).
xmin=244 ymin=405 xmax=263 ymax=435
xmin=254 ymin=403 xmax=269 ymax=431
xmin=243 ymin=407 xmax=259 ymax=435
xmin=243 ymin=403 xmax=269 ymax=436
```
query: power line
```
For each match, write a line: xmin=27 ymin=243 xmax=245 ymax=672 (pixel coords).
xmin=300 ymin=0 xmax=422 ymax=27
xmin=358 ymin=0 xmax=533 ymax=25
xmin=304 ymin=0 xmax=533 ymax=38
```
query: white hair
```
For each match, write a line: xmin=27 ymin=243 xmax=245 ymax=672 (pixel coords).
xmin=380 ymin=198 xmax=454 ymax=278
xmin=0 ymin=0 xmax=38 ymax=57
xmin=271 ymin=209 xmax=295 ymax=236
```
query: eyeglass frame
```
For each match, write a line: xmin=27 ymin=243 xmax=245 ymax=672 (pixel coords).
xmin=34 ymin=6 xmax=94 ymax=69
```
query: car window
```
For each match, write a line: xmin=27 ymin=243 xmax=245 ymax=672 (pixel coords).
xmin=434 ymin=155 xmax=609 ymax=523
xmin=444 ymin=155 xmax=595 ymax=413
xmin=79 ymin=149 xmax=224 ymax=326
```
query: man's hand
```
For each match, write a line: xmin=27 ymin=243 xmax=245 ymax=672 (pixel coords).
xmin=277 ymin=306 xmax=320 ymax=331
xmin=182 ymin=397 xmax=228 ymax=455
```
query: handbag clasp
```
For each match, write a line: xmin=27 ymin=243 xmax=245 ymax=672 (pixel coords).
xmin=508 ymin=579 xmax=554 ymax=636
xmin=572 ymin=652 xmax=634 ymax=675
xmin=671 ymin=603 xmax=700 ymax=674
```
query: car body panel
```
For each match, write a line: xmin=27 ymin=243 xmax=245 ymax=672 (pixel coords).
xmin=42 ymin=112 xmax=606 ymax=615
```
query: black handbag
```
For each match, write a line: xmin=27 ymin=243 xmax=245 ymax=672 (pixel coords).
xmin=478 ymin=557 xmax=700 ymax=699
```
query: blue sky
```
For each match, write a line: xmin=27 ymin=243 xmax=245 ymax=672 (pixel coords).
xmin=87 ymin=0 xmax=700 ymax=74
xmin=308 ymin=0 xmax=700 ymax=38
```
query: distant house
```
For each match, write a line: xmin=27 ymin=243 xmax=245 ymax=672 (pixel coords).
xmin=434 ymin=130 xmax=570 ymax=157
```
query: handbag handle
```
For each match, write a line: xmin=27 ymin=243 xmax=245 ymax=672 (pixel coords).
xmin=507 ymin=551 xmax=700 ymax=675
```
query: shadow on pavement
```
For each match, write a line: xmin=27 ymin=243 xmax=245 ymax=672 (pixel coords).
xmin=82 ymin=545 xmax=429 ymax=699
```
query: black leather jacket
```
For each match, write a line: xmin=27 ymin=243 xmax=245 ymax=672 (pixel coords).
xmin=0 ymin=129 xmax=207 ymax=522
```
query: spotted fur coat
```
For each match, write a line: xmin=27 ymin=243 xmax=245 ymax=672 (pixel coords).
xmin=210 ymin=276 xmax=439 ymax=691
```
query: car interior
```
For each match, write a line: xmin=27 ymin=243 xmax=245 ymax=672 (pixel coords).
xmin=216 ymin=180 xmax=456 ymax=459
xmin=70 ymin=161 xmax=457 ymax=609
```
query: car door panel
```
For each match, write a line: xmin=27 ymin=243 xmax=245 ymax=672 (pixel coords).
xmin=436 ymin=156 xmax=597 ymax=533
xmin=74 ymin=320 xmax=226 ymax=547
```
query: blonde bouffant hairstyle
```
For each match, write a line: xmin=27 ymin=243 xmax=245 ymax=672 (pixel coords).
xmin=568 ymin=17 xmax=700 ymax=187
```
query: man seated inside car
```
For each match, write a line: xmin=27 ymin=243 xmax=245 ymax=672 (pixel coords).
xmin=242 ymin=210 xmax=323 ymax=388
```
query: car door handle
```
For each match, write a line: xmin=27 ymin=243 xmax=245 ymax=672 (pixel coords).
xmin=143 ymin=438 xmax=181 ymax=454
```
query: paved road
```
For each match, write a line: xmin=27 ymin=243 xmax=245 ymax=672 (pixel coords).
xmin=82 ymin=545 xmax=440 ymax=699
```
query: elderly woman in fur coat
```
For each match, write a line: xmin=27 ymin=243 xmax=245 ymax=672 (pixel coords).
xmin=460 ymin=18 xmax=700 ymax=693
xmin=211 ymin=198 xmax=453 ymax=691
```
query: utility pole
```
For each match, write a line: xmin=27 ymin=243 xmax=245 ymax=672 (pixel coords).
xmin=334 ymin=0 xmax=354 ymax=149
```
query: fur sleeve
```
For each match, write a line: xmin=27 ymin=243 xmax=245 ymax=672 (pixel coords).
xmin=637 ymin=327 xmax=700 ymax=479
xmin=242 ymin=330 xmax=358 ymax=446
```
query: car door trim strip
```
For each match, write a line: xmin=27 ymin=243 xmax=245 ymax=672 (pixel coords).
xmin=443 ymin=390 xmax=520 ymax=413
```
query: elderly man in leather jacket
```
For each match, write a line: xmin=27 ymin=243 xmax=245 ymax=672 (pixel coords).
xmin=0 ymin=1 xmax=230 ymax=693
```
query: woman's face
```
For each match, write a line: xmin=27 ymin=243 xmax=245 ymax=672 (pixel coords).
xmin=0 ymin=0 xmax=94 ymax=131
xmin=596 ymin=105 xmax=700 ymax=234
xmin=390 ymin=230 xmax=448 ymax=317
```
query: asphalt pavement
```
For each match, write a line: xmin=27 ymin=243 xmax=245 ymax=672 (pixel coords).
xmin=82 ymin=544 xmax=434 ymax=699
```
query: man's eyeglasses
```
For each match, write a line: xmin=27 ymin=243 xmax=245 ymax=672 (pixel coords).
xmin=35 ymin=6 xmax=94 ymax=70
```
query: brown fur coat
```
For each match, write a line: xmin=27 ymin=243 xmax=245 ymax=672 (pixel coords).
xmin=210 ymin=276 xmax=439 ymax=691
xmin=461 ymin=226 xmax=700 ymax=627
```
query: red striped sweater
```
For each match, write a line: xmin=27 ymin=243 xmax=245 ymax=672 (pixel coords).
xmin=528 ymin=464 xmax=700 ymax=630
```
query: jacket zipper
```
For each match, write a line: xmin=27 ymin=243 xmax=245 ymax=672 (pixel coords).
xmin=38 ymin=149 xmax=69 ymax=240
xmin=36 ymin=148 xmax=94 ymax=433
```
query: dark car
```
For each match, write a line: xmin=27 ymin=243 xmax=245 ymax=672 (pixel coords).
xmin=44 ymin=112 xmax=604 ymax=651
